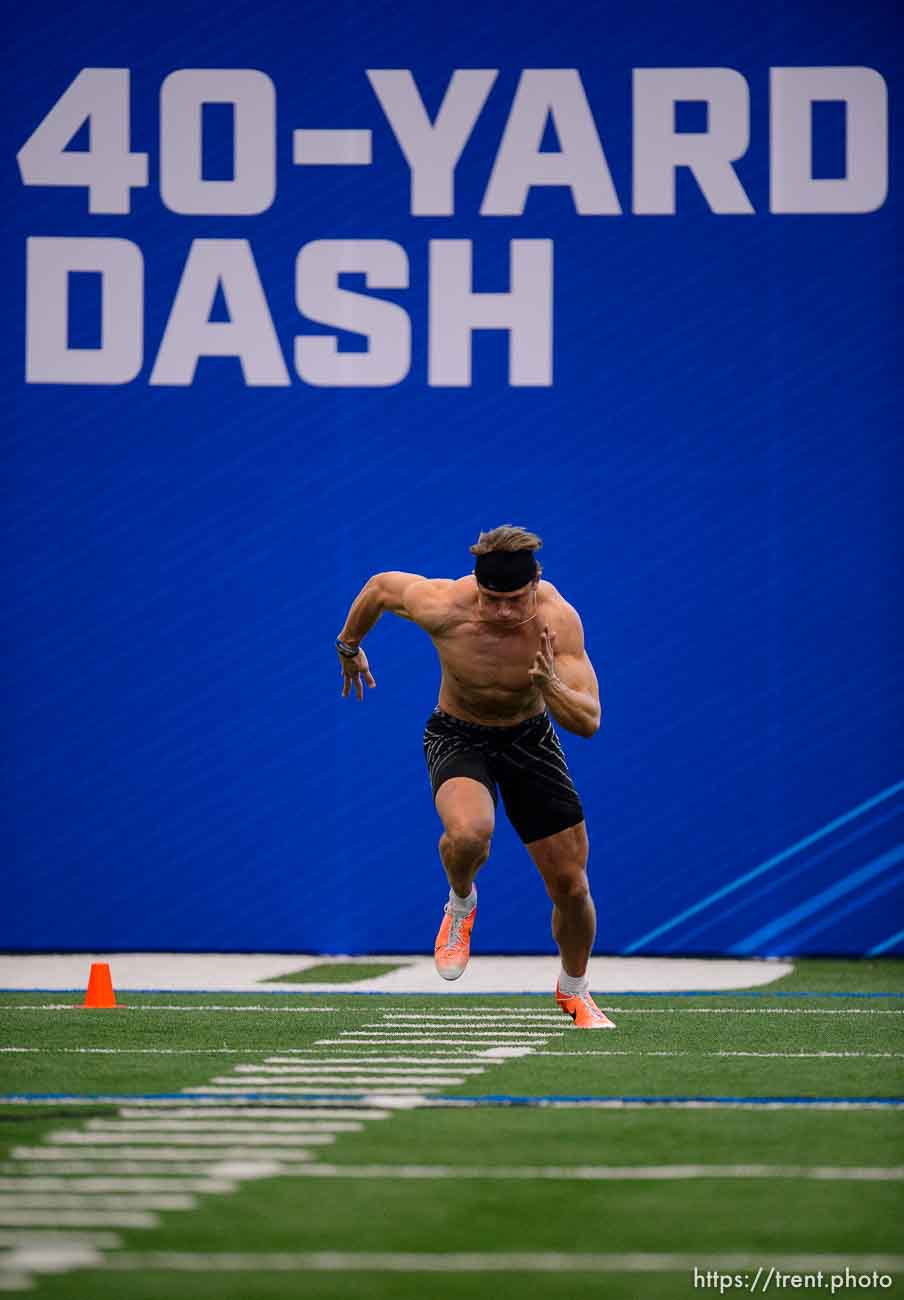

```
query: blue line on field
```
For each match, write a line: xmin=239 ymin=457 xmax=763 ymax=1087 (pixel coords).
xmin=623 ymin=779 xmax=904 ymax=953
xmin=869 ymin=929 xmax=904 ymax=957
xmin=2 ymin=1093 xmax=902 ymax=1108
xmin=431 ymin=1095 xmax=904 ymax=1107
xmin=3 ymin=989 xmax=904 ymax=998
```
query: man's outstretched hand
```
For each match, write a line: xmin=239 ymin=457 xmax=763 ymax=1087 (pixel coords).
xmin=339 ymin=648 xmax=377 ymax=701
xmin=528 ymin=626 xmax=558 ymax=689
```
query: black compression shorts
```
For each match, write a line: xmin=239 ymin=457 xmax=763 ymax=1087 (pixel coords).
xmin=423 ymin=708 xmax=585 ymax=845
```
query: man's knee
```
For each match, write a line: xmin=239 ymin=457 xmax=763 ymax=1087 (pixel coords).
xmin=442 ymin=821 xmax=493 ymax=862
xmin=544 ymin=867 xmax=591 ymax=907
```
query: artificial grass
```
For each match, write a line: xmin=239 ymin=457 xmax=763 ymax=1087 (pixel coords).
xmin=0 ymin=962 xmax=901 ymax=1300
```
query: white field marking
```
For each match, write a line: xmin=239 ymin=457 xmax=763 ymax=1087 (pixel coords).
xmin=0 ymin=1232 xmax=122 ymax=1248
xmin=11 ymin=1005 xmax=337 ymax=1013
xmin=244 ymin=1064 xmax=487 ymax=1075
xmin=1 ymin=1162 xmax=286 ymax=1178
xmin=214 ymin=1075 xmax=467 ymax=1086
xmin=183 ymin=1081 xmax=434 ymax=1092
xmin=13 ymin=1146 xmax=318 ymax=1163
xmin=0 ymin=1243 xmax=103 ymax=1280
xmin=595 ymin=1008 xmax=904 ymax=1015
xmin=173 ymin=1094 xmax=430 ymax=1111
xmin=262 ymin=1057 xmax=501 ymax=1067
xmin=45 ymin=1132 xmax=336 ymax=1148
xmin=0 ymin=1194 xmax=197 ymax=1211
xmin=86 ymin=1121 xmax=364 ymax=1135
xmin=377 ymin=1009 xmax=904 ymax=1019
xmin=381 ymin=1008 xmax=562 ymax=1014
xmin=378 ymin=1015 xmax=564 ymax=1021
xmin=98 ymin=1250 xmax=904 ymax=1274
xmin=0 ymin=1162 xmax=323 ymax=1182
xmin=270 ymin=1162 xmax=904 ymax=1184
xmin=0 ymin=1097 xmax=396 ymax=1112
xmin=361 ymin=1024 xmax=556 ymax=1032
xmin=531 ymin=1050 xmax=904 ymax=1059
xmin=0 ymin=1178 xmax=234 ymax=1194
xmin=315 ymin=1038 xmax=549 ymax=1045
xmin=0 ymin=1047 xmax=319 ymax=1055
xmin=17 ymin=1004 xmax=901 ymax=1014
xmin=481 ymin=1047 xmax=535 ymax=1058
xmin=0 ymin=1211 xmax=158 ymax=1228
xmin=305 ymin=1045 xmax=530 ymax=1055
xmin=0 ymin=1170 xmax=230 ymax=1180
xmin=117 ymin=1108 xmax=390 ymax=1121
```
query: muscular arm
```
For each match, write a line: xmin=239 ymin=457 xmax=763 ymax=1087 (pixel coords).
xmin=337 ymin=571 xmax=431 ymax=644
xmin=530 ymin=607 xmax=602 ymax=739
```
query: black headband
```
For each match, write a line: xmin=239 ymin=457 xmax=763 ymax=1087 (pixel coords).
xmin=474 ymin=549 xmax=539 ymax=592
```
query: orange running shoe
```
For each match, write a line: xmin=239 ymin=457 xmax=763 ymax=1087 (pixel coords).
xmin=556 ymin=983 xmax=616 ymax=1029
xmin=434 ymin=895 xmax=477 ymax=981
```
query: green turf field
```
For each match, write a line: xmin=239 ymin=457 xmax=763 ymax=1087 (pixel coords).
xmin=0 ymin=959 xmax=902 ymax=1298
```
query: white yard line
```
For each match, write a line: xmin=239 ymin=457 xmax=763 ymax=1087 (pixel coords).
xmin=10 ymin=1005 xmax=338 ymax=1013
xmin=0 ymin=1047 xmax=320 ymax=1055
xmin=212 ymin=1075 xmax=465 ymax=1086
xmin=315 ymin=1037 xmax=549 ymax=1045
xmin=87 ymin=1120 xmax=363 ymax=1134
xmin=181 ymin=1086 xmax=435 ymax=1097
xmin=262 ymin=1057 xmax=501 ymax=1066
xmin=0 ymin=1232 xmax=122 ymax=1247
xmin=0 ymin=1162 xmax=280 ymax=1177
xmin=97 ymin=1250 xmax=904 ymax=1274
xmin=116 ymin=1108 xmax=390 ymax=1120
xmin=380 ymin=1016 xmax=564 ymax=1022
xmin=270 ymin=1162 xmax=904 ymax=1183
xmin=44 ymin=1132 xmax=336 ymax=1148
xmin=13 ymin=1146 xmax=319 ymax=1162
xmin=380 ymin=1008 xmax=904 ymax=1017
xmin=244 ymin=1064 xmax=487 ymax=1075
xmin=599 ymin=1008 xmax=904 ymax=1015
xmin=0 ymin=1178 xmax=234 ymax=1193
xmin=0 ymin=1193 xmax=197 ymax=1211
xmin=0 ymin=1211 xmax=158 ymax=1228
xmin=360 ymin=1025 xmax=556 ymax=1033
xmin=533 ymin=1051 xmax=904 ymax=1059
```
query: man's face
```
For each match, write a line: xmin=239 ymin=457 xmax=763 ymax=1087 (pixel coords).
xmin=475 ymin=578 xmax=538 ymax=626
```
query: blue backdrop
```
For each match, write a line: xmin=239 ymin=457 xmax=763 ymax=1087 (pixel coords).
xmin=4 ymin=0 xmax=902 ymax=956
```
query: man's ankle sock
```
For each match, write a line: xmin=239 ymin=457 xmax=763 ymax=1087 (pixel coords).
xmin=448 ymin=885 xmax=477 ymax=916
xmin=558 ymin=968 xmax=590 ymax=996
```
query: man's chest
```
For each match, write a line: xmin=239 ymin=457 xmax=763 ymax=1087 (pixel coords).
xmin=436 ymin=621 xmax=543 ymax=685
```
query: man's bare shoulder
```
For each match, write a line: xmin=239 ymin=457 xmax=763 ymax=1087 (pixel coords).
xmin=403 ymin=576 xmax=468 ymax=628
xmin=538 ymin=582 xmax=587 ymax=650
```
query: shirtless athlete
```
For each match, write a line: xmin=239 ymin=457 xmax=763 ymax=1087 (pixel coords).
xmin=335 ymin=525 xmax=615 ymax=1029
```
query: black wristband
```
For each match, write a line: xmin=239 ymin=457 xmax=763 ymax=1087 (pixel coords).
xmin=336 ymin=638 xmax=361 ymax=658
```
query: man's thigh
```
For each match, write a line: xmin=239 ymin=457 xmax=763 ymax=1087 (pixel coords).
xmin=435 ymin=777 xmax=496 ymax=838
xmin=526 ymin=819 xmax=590 ymax=886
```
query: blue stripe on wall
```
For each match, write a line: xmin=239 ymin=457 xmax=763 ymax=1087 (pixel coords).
xmin=624 ymin=782 xmax=904 ymax=953
xmin=868 ymin=929 xmax=904 ymax=957
xmin=728 ymin=845 xmax=904 ymax=955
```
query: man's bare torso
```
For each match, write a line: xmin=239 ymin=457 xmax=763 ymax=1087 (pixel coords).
xmin=407 ymin=576 xmax=571 ymax=726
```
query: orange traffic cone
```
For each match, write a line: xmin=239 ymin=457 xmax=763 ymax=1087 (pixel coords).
xmin=82 ymin=962 xmax=118 ymax=1009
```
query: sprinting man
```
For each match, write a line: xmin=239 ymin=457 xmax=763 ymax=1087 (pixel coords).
xmin=335 ymin=525 xmax=614 ymax=1029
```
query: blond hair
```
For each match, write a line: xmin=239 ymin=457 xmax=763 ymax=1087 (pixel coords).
xmin=469 ymin=525 xmax=543 ymax=573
